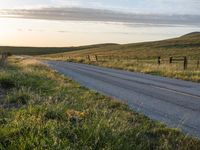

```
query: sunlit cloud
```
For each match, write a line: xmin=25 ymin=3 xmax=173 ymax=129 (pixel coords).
xmin=0 ymin=7 xmax=200 ymax=27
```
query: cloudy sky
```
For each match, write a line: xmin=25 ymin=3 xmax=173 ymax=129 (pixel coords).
xmin=0 ymin=0 xmax=200 ymax=47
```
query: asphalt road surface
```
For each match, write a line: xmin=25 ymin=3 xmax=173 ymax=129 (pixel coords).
xmin=47 ymin=61 xmax=200 ymax=138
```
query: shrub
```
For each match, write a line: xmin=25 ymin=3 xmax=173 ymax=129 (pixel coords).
xmin=8 ymin=93 xmax=30 ymax=105
xmin=44 ymin=110 xmax=64 ymax=121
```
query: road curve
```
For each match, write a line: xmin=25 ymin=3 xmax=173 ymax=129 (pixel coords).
xmin=47 ymin=61 xmax=200 ymax=138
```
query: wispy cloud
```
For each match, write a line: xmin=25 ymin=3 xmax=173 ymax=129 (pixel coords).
xmin=51 ymin=0 xmax=200 ymax=15
xmin=0 ymin=7 xmax=200 ymax=26
xmin=0 ymin=0 xmax=199 ymax=15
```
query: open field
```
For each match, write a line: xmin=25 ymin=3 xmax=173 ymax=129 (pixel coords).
xmin=43 ymin=33 xmax=200 ymax=82
xmin=47 ymin=61 xmax=200 ymax=138
xmin=0 ymin=58 xmax=200 ymax=149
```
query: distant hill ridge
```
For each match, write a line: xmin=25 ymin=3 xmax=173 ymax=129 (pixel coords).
xmin=0 ymin=43 xmax=118 ymax=55
xmin=46 ymin=31 xmax=200 ymax=60
xmin=182 ymin=32 xmax=200 ymax=37
xmin=0 ymin=32 xmax=199 ymax=56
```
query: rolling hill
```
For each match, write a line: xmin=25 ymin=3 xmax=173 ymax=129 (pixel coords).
xmin=0 ymin=43 xmax=118 ymax=55
xmin=45 ymin=32 xmax=200 ymax=59
xmin=1 ymin=32 xmax=199 ymax=59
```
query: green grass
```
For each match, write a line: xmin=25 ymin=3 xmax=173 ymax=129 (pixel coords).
xmin=0 ymin=58 xmax=200 ymax=149
xmin=43 ymin=33 xmax=200 ymax=82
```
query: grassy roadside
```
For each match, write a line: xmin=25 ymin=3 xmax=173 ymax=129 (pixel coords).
xmin=43 ymin=33 xmax=200 ymax=82
xmin=68 ymin=59 xmax=200 ymax=82
xmin=0 ymin=58 xmax=200 ymax=149
xmin=42 ymin=57 xmax=200 ymax=82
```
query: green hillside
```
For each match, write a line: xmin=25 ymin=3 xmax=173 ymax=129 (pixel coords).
xmin=0 ymin=43 xmax=118 ymax=56
xmin=46 ymin=32 xmax=200 ymax=59
xmin=1 ymin=32 xmax=199 ymax=58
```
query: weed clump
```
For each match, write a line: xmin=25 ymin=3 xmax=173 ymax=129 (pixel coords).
xmin=0 ymin=78 xmax=15 ymax=89
xmin=6 ymin=88 xmax=31 ymax=105
xmin=44 ymin=110 xmax=64 ymax=121
xmin=8 ymin=93 xmax=30 ymax=105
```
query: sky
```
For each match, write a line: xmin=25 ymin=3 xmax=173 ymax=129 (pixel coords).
xmin=0 ymin=0 xmax=200 ymax=47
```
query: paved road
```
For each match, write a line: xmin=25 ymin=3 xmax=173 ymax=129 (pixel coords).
xmin=47 ymin=61 xmax=200 ymax=138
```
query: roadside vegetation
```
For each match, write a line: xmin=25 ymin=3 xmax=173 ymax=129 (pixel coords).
xmin=43 ymin=33 xmax=200 ymax=82
xmin=0 ymin=57 xmax=200 ymax=149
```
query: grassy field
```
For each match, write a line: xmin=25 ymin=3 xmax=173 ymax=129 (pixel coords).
xmin=43 ymin=33 xmax=200 ymax=82
xmin=0 ymin=58 xmax=200 ymax=149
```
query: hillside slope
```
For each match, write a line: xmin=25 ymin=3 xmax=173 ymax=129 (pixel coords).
xmin=46 ymin=32 xmax=200 ymax=59
xmin=44 ymin=32 xmax=200 ymax=82
xmin=0 ymin=43 xmax=118 ymax=55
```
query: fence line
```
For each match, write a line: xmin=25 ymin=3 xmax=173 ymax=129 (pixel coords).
xmin=67 ymin=55 xmax=199 ymax=70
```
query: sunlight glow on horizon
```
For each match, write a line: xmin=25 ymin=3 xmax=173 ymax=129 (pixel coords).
xmin=0 ymin=18 xmax=199 ymax=47
xmin=0 ymin=0 xmax=199 ymax=47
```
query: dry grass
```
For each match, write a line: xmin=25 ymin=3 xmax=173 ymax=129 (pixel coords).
xmin=1 ymin=58 xmax=200 ymax=149
xmin=19 ymin=58 xmax=41 ymax=66
xmin=43 ymin=34 xmax=200 ymax=82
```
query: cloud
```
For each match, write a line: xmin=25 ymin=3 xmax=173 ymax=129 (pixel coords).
xmin=51 ymin=0 xmax=200 ymax=15
xmin=0 ymin=7 xmax=200 ymax=26
xmin=0 ymin=0 xmax=199 ymax=15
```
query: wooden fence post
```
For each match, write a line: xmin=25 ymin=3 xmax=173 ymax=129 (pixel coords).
xmin=157 ymin=56 xmax=161 ymax=65
xmin=87 ymin=55 xmax=91 ymax=61
xmin=95 ymin=55 xmax=98 ymax=62
xmin=169 ymin=57 xmax=173 ymax=64
xmin=0 ymin=53 xmax=2 ymax=66
xmin=183 ymin=56 xmax=187 ymax=70
xmin=197 ymin=59 xmax=200 ymax=69
xmin=0 ymin=52 xmax=8 ymax=66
